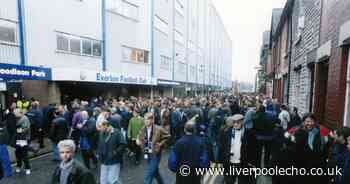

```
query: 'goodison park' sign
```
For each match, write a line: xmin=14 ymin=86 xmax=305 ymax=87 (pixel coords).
xmin=0 ymin=63 xmax=52 ymax=80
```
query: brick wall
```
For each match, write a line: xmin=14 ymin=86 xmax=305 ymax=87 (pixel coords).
xmin=289 ymin=0 xmax=321 ymax=116
xmin=318 ymin=0 xmax=350 ymax=127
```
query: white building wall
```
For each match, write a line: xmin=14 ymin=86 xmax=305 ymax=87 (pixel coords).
xmin=0 ymin=0 xmax=232 ymax=89
xmin=24 ymin=0 xmax=102 ymax=70
xmin=0 ymin=0 xmax=20 ymax=65
xmin=105 ymin=0 xmax=151 ymax=78
xmin=154 ymin=0 xmax=173 ymax=80
xmin=173 ymin=0 xmax=187 ymax=82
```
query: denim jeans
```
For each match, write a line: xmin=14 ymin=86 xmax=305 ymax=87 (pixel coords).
xmin=144 ymin=155 xmax=164 ymax=184
xmin=0 ymin=144 xmax=12 ymax=177
xmin=100 ymin=164 xmax=122 ymax=184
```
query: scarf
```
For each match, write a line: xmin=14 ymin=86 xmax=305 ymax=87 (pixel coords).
xmin=144 ymin=125 xmax=154 ymax=150
xmin=59 ymin=159 xmax=74 ymax=184
xmin=308 ymin=127 xmax=319 ymax=151
xmin=231 ymin=127 xmax=245 ymax=142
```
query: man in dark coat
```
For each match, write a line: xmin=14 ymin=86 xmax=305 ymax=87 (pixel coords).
xmin=51 ymin=139 xmax=96 ymax=184
xmin=4 ymin=102 xmax=17 ymax=146
xmin=219 ymin=114 xmax=257 ymax=184
xmin=168 ymin=120 xmax=209 ymax=184
xmin=49 ymin=105 xmax=69 ymax=161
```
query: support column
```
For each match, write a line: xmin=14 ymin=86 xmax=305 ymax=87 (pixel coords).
xmin=48 ymin=81 xmax=61 ymax=105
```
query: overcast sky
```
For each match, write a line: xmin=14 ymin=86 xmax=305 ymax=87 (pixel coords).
xmin=212 ymin=0 xmax=287 ymax=84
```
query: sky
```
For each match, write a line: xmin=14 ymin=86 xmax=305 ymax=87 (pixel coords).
xmin=212 ymin=0 xmax=287 ymax=84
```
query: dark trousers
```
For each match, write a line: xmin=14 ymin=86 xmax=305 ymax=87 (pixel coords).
xmin=81 ymin=149 xmax=97 ymax=169
xmin=256 ymin=139 xmax=273 ymax=168
xmin=71 ymin=130 xmax=80 ymax=150
xmin=129 ymin=140 xmax=141 ymax=163
xmin=15 ymin=146 xmax=30 ymax=169
xmin=224 ymin=163 xmax=255 ymax=184
xmin=0 ymin=159 xmax=3 ymax=180
xmin=37 ymin=128 xmax=44 ymax=148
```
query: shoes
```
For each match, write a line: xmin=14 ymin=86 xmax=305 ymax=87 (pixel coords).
xmin=25 ymin=169 xmax=31 ymax=175
xmin=15 ymin=168 xmax=21 ymax=173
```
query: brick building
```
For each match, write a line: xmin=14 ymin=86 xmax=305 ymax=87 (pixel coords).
xmin=315 ymin=0 xmax=350 ymax=128
xmin=266 ymin=9 xmax=283 ymax=98
xmin=270 ymin=0 xmax=294 ymax=104
xmin=289 ymin=0 xmax=322 ymax=116
xmin=257 ymin=30 xmax=270 ymax=94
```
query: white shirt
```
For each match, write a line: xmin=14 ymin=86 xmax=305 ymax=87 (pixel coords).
xmin=279 ymin=110 xmax=290 ymax=130
xmin=147 ymin=126 xmax=152 ymax=141
xmin=230 ymin=129 xmax=242 ymax=164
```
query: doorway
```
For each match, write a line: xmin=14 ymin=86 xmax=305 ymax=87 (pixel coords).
xmin=344 ymin=47 xmax=350 ymax=127
xmin=316 ymin=61 xmax=329 ymax=122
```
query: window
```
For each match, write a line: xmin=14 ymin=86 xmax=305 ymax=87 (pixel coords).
xmin=82 ymin=39 xmax=92 ymax=55
xmin=122 ymin=46 xmax=149 ymax=64
xmin=56 ymin=32 xmax=102 ymax=57
xmin=175 ymin=0 xmax=184 ymax=15
xmin=199 ymin=64 xmax=204 ymax=72
xmin=70 ymin=38 xmax=81 ymax=53
xmin=93 ymin=41 xmax=102 ymax=56
xmin=190 ymin=65 xmax=196 ymax=75
xmin=174 ymin=30 xmax=184 ymax=44
xmin=154 ymin=15 xmax=168 ymax=35
xmin=107 ymin=0 xmax=139 ymax=21
xmin=0 ymin=20 xmax=17 ymax=44
xmin=160 ymin=55 xmax=171 ymax=70
xmin=57 ymin=35 xmax=69 ymax=51
xmin=174 ymin=10 xmax=184 ymax=30
xmin=123 ymin=1 xmax=138 ymax=19
xmin=178 ymin=62 xmax=186 ymax=73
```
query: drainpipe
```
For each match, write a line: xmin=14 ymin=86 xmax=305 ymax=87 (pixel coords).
xmin=17 ymin=0 xmax=27 ymax=65
xmin=286 ymin=6 xmax=293 ymax=105
xmin=150 ymin=0 xmax=155 ymax=78
xmin=101 ymin=0 xmax=107 ymax=71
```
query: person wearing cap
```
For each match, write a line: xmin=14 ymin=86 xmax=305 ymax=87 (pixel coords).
xmin=97 ymin=120 xmax=127 ymax=184
xmin=218 ymin=114 xmax=257 ymax=184
xmin=168 ymin=120 xmax=209 ymax=184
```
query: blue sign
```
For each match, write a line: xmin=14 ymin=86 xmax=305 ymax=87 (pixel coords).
xmin=0 ymin=63 xmax=52 ymax=80
xmin=158 ymin=79 xmax=180 ymax=86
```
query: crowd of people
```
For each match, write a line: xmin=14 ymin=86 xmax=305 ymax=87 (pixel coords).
xmin=0 ymin=93 xmax=349 ymax=184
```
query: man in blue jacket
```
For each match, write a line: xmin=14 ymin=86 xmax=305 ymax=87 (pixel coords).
xmin=168 ymin=120 xmax=209 ymax=184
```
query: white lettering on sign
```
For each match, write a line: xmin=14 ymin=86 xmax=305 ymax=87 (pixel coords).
xmin=31 ymin=70 xmax=46 ymax=77
xmin=0 ymin=68 xmax=30 ymax=76
xmin=96 ymin=73 xmax=149 ymax=84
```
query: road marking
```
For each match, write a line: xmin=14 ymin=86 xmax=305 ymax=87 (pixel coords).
xmin=11 ymin=152 xmax=52 ymax=167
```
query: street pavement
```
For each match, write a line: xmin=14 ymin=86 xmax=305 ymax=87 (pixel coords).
xmin=2 ymin=151 xmax=176 ymax=184
xmin=2 ymin=149 xmax=272 ymax=184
